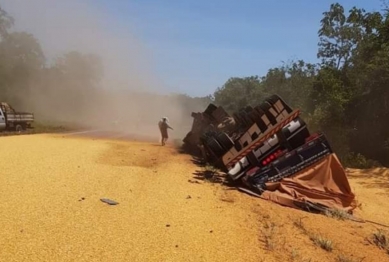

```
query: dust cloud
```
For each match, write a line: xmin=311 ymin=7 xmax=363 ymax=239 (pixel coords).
xmin=1 ymin=0 xmax=207 ymax=141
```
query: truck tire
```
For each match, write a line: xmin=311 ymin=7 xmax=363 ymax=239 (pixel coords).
xmin=248 ymin=110 xmax=261 ymax=124
xmin=240 ymin=111 xmax=253 ymax=127
xmin=253 ymin=107 xmax=268 ymax=133
xmin=15 ymin=124 xmax=23 ymax=133
xmin=204 ymin=104 xmax=218 ymax=117
xmin=265 ymin=94 xmax=293 ymax=113
xmin=259 ymin=102 xmax=277 ymax=125
xmin=244 ymin=106 xmax=253 ymax=113
xmin=206 ymin=137 xmax=225 ymax=157
xmin=215 ymin=132 xmax=234 ymax=150
xmin=233 ymin=113 xmax=243 ymax=126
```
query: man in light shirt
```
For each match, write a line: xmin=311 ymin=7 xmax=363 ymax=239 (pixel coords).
xmin=158 ymin=117 xmax=173 ymax=146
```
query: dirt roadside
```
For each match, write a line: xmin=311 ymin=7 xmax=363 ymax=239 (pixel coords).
xmin=0 ymin=134 xmax=388 ymax=262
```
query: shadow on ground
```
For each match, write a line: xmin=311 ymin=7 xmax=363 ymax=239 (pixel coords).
xmin=192 ymin=169 xmax=225 ymax=184
xmin=190 ymin=157 xmax=239 ymax=189
xmin=174 ymin=142 xmax=239 ymax=189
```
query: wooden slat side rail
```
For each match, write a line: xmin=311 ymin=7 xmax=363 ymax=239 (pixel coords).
xmin=224 ymin=109 xmax=300 ymax=169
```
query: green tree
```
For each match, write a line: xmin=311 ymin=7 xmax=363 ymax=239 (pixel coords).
xmin=0 ymin=32 xmax=45 ymax=107
xmin=261 ymin=60 xmax=317 ymax=116
xmin=213 ymin=76 xmax=265 ymax=113
xmin=0 ymin=6 xmax=13 ymax=39
xmin=346 ymin=11 xmax=389 ymax=164
xmin=318 ymin=3 xmax=360 ymax=69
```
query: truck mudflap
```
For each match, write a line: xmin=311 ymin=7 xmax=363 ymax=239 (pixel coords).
xmin=242 ymin=133 xmax=333 ymax=194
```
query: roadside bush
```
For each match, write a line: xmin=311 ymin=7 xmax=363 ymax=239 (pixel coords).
xmin=343 ymin=152 xmax=382 ymax=169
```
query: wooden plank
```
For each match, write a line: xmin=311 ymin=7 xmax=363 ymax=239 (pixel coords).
xmin=224 ymin=109 xmax=300 ymax=169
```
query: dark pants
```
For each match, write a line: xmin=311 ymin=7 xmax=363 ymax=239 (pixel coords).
xmin=159 ymin=126 xmax=168 ymax=145
xmin=160 ymin=127 xmax=168 ymax=139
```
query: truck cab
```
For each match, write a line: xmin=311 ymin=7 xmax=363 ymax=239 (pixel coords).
xmin=0 ymin=102 xmax=34 ymax=132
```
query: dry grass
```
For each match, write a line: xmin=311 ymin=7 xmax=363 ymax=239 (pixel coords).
xmin=293 ymin=217 xmax=333 ymax=252
xmin=289 ymin=247 xmax=314 ymax=262
xmin=336 ymin=254 xmax=365 ymax=262
xmin=261 ymin=221 xmax=277 ymax=251
xmin=293 ymin=217 xmax=308 ymax=234
xmin=324 ymin=209 xmax=350 ymax=221
xmin=372 ymin=229 xmax=389 ymax=254
xmin=309 ymin=234 xmax=333 ymax=252
xmin=290 ymin=248 xmax=301 ymax=261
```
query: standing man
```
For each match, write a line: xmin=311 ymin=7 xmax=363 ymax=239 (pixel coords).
xmin=158 ymin=117 xmax=173 ymax=146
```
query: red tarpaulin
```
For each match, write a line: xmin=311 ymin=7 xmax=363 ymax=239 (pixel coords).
xmin=261 ymin=153 xmax=357 ymax=212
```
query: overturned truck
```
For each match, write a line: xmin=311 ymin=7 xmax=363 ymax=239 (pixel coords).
xmin=183 ymin=95 xmax=356 ymax=212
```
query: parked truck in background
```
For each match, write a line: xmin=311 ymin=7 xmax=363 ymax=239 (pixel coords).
xmin=0 ymin=102 xmax=34 ymax=132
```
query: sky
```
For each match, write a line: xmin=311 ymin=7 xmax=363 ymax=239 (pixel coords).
xmin=88 ymin=0 xmax=384 ymax=97
xmin=1 ymin=0 xmax=385 ymax=97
